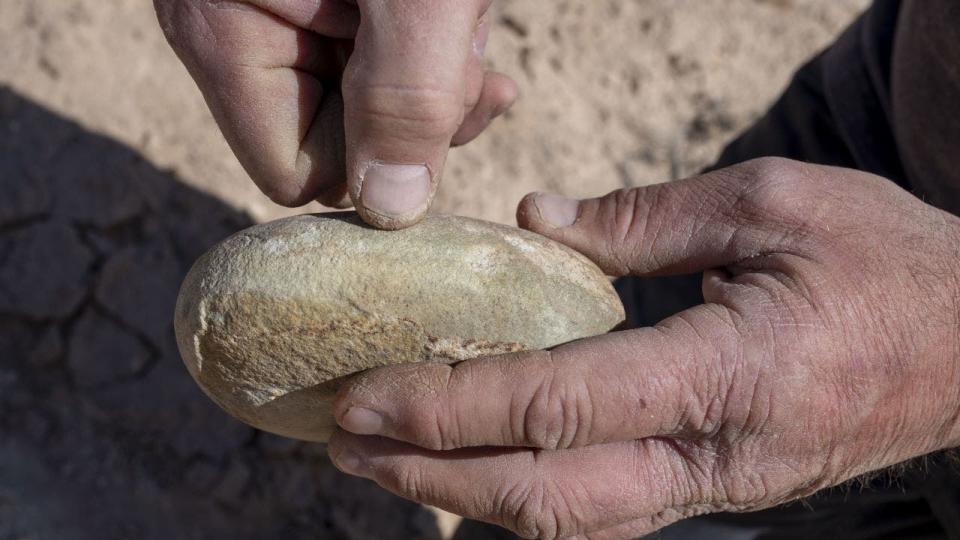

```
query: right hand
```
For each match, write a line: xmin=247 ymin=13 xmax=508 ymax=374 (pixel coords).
xmin=154 ymin=0 xmax=518 ymax=229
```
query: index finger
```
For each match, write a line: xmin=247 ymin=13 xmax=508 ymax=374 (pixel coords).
xmin=327 ymin=431 xmax=698 ymax=539
xmin=156 ymin=0 xmax=355 ymax=206
xmin=332 ymin=304 xmax=742 ymax=451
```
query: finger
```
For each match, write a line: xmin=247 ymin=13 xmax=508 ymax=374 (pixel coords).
xmin=343 ymin=0 xmax=490 ymax=229
xmin=565 ymin=514 xmax=684 ymax=540
xmin=452 ymin=71 xmax=519 ymax=147
xmin=570 ymin=521 xmax=654 ymax=540
xmin=516 ymin=157 xmax=818 ymax=277
xmin=239 ymin=0 xmax=360 ymax=38
xmin=156 ymin=1 xmax=349 ymax=206
xmin=316 ymin=178 xmax=352 ymax=208
xmin=327 ymin=431 xmax=709 ymax=539
xmin=451 ymin=18 xmax=517 ymax=146
xmin=461 ymin=17 xmax=491 ymax=111
xmin=334 ymin=306 xmax=741 ymax=450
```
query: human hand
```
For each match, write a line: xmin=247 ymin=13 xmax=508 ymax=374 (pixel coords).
xmin=154 ymin=0 xmax=517 ymax=229
xmin=327 ymin=158 xmax=960 ymax=539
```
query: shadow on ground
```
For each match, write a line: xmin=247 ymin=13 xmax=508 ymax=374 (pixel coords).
xmin=0 ymin=86 xmax=447 ymax=540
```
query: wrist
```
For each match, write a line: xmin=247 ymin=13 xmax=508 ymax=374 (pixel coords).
xmin=940 ymin=213 xmax=960 ymax=447
xmin=890 ymin=208 xmax=960 ymax=453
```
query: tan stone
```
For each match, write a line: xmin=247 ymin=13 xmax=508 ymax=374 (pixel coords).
xmin=174 ymin=213 xmax=624 ymax=442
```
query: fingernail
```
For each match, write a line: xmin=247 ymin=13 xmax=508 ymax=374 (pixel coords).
xmin=341 ymin=407 xmax=384 ymax=435
xmin=331 ymin=447 xmax=369 ymax=477
xmin=360 ymin=163 xmax=431 ymax=217
xmin=533 ymin=192 xmax=580 ymax=227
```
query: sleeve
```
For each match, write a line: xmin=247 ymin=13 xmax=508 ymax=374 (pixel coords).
xmin=708 ymin=1 xmax=908 ymax=189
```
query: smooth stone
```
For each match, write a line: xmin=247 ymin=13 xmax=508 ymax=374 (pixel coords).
xmin=174 ymin=213 xmax=625 ymax=442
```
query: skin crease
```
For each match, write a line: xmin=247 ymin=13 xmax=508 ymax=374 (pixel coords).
xmin=154 ymin=3 xmax=960 ymax=539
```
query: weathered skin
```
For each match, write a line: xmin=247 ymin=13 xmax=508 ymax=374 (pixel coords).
xmin=174 ymin=213 xmax=625 ymax=442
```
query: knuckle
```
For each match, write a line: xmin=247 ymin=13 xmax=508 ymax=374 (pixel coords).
xmin=670 ymin=307 xmax=744 ymax=436
xmin=517 ymin=492 xmax=553 ymax=539
xmin=677 ymin=364 xmax=728 ymax=438
xmin=432 ymin=363 xmax=473 ymax=450
xmin=424 ymin=407 xmax=462 ymax=451
xmin=256 ymin=178 xmax=313 ymax=207
xmin=493 ymin=479 xmax=539 ymax=538
xmin=520 ymin=379 xmax=562 ymax=450
xmin=499 ymin=477 xmax=571 ymax=540
xmin=390 ymin=462 xmax=428 ymax=501
xmin=661 ymin=440 xmax=719 ymax=507
xmin=705 ymin=444 xmax=775 ymax=509
xmin=717 ymin=468 xmax=773 ymax=508
xmin=741 ymin=156 xmax=801 ymax=180
xmin=606 ymin=188 xmax=642 ymax=257
xmin=399 ymin=403 xmax=450 ymax=451
xmin=592 ymin=187 xmax=652 ymax=273
xmin=736 ymin=157 xmax=809 ymax=218
xmin=516 ymin=354 xmax=592 ymax=450
xmin=251 ymin=169 xmax=314 ymax=208
xmin=344 ymin=80 xmax=464 ymax=142
xmin=389 ymin=363 xmax=460 ymax=450
xmin=725 ymin=157 xmax=831 ymax=243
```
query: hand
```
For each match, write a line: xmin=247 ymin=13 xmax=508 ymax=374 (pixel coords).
xmin=326 ymin=158 xmax=960 ymax=539
xmin=154 ymin=0 xmax=517 ymax=229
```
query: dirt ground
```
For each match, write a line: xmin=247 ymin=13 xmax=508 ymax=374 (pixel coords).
xmin=0 ymin=1 xmax=868 ymax=538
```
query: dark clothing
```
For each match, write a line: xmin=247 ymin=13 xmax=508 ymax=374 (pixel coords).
xmin=711 ymin=0 xmax=960 ymax=214
xmin=637 ymin=1 xmax=960 ymax=538
xmin=710 ymin=0 xmax=904 ymax=180
xmin=891 ymin=1 xmax=960 ymax=216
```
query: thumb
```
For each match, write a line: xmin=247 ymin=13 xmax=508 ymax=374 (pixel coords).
xmin=343 ymin=0 xmax=488 ymax=230
xmin=517 ymin=158 xmax=805 ymax=276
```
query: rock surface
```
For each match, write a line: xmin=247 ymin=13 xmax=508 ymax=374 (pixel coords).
xmin=175 ymin=213 xmax=625 ymax=442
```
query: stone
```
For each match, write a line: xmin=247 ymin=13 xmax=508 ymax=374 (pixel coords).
xmin=175 ymin=213 xmax=625 ymax=442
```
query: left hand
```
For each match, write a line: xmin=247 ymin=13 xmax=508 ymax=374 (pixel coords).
xmin=326 ymin=158 xmax=960 ymax=540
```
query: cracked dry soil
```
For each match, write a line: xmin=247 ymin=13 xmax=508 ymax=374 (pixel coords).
xmin=0 ymin=89 xmax=446 ymax=540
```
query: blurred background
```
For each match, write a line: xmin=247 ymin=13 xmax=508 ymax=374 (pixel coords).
xmin=0 ymin=1 xmax=868 ymax=538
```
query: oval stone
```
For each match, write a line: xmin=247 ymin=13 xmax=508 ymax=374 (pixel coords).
xmin=174 ymin=213 xmax=625 ymax=442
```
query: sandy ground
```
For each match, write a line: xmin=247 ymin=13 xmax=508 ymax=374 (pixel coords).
xmin=2 ymin=0 xmax=869 ymax=224
xmin=0 ymin=1 xmax=868 ymax=538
